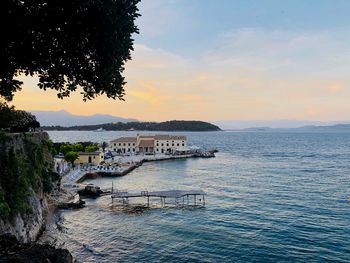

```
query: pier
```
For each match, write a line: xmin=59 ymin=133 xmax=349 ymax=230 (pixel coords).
xmin=111 ymin=188 xmax=206 ymax=208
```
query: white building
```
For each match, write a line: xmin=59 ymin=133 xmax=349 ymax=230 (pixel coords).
xmin=154 ymin=135 xmax=187 ymax=154
xmin=137 ymin=135 xmax=155 ymax=154
xmin=109 ymin=137 xmax=137 ymax=154
xmin=110 ymin=134 xmax=187 ymax=155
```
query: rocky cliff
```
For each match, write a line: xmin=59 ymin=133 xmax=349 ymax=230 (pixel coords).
xmin=0 ymin=132 xmax=56 ymax=242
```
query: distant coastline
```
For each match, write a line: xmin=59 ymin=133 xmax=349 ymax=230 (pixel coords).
xmin=225 ymin=123 xmax=350 ymax=132
xmin=42 ymin=120 xmax=221 ymax=132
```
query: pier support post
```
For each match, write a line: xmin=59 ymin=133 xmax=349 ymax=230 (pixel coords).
xmin=147 ymin=196 xmax=150 ymax=207
xmin=203 ymin=195 xmax=205 ymax=206
xmin=194 ymin=195 xmax=196 ymax=206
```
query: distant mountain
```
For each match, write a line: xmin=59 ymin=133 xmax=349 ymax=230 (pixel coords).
xmin=213 ymin=120 xmax=350 ymax=130
xmin=42 ymin=120 xmax=221 ymax=132
xmin=31 ymin=110 xmax=138 ymax=127
xmin=296 ymin=124 xmax=350 ymax=132
xmin=233 ymin=123 xmax=350 ymax=132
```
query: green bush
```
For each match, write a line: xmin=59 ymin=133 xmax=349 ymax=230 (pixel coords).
xmin=0 ymin=133 xmax=55 ymax=218
xmin=64 ymin=151 xmax=79 ymax=166
xmin=85 ymin=145 xmax=98 ymax=152
xmin=0 ymin=102 xmax=40 ymax=132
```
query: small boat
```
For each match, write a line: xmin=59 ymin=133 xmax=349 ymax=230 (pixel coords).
xmin=94 ymin=128 xmax=106 ymax=132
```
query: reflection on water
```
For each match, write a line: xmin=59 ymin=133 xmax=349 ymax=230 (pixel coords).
xmin=44 ymin=131 xmax=350 ymax=262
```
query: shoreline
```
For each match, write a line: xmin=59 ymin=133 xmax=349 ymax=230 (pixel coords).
xmin=75 ymin=153 xmax=213 ymax=184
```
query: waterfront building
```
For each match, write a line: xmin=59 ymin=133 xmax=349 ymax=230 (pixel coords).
xmin=109 ymin=137 xmax=137 ymax=154
xmin=109 ymin=134 xmax=187 ymax=155
xmin=137 ymin=135 xmax=155 ymax=154
xmin=74 ymin=151 xmax=104 ymax=165
xmin=154 ymin=135 xmax=187 ymax=154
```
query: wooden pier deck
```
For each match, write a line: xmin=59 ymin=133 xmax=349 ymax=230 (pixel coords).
xmin=111 ymin=189 xmax=206 ymax=207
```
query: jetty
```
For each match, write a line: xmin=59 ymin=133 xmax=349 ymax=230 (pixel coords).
xmin=111 ymin=188 xmax=206 ymax=208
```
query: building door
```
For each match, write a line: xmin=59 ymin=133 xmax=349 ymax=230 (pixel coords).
xmin=88 ymin=156 xmax=92 ymax=163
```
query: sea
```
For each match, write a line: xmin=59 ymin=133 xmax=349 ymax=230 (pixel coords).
xmin=44 ymin=130 xmax=350 ymax=262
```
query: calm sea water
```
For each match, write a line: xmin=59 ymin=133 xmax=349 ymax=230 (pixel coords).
xmin=46 ymin=131 xmax=350 ymax=262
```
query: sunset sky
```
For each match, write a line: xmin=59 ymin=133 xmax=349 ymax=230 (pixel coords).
xmin=11 ymin=0 xmax=350 ymax=122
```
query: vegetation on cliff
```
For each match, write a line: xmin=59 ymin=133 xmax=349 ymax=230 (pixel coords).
xmin=0 ymin=102 xmax=40 ymax=132
xmin=43 ymin=120 xmax=222 ymax=132
xmin=0 ymin=132 xmax=58 ymax=219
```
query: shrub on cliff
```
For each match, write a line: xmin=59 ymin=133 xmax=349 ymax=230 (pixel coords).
xmin=0 ymin=102 xmax=40 ymax=132
xmin=0 ymin=133 xmax=56 ymax=219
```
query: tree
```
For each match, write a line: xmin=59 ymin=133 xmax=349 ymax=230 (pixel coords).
xmin=9 ymin=110 xmax=40 ymax=132
xmin=85 ymin=145 xmax=98 ymax=152
xmin=64 ymin=151 xmax=79 ymax=166
xmin=0 ymin=102 xmax=40 ymax=132
xmin=0 ymin=0 xmax=140 ymax=101
xmin=59 ymin=144 xmax=73 ymax=155
xmin=71 ymin=143 xmax=84 ymax=152
xmin=101 ymin=141 xmax=108 ymax=153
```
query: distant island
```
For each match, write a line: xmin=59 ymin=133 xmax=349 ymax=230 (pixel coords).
xmin=42 ymin=120 xmax=221 ymax=132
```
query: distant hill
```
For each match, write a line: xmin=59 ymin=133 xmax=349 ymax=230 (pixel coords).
xmin=233 ymin=123 xmax=350 ymax=132
xmin=31 ymin=110 xmax=137 ymax=126
xmin=297 ymin=124 xmax=350 ymax=131
xmin=213 ymin=120 xmax=350 ymax=129
xmin=42 ymin=120 xmax=221 ymax=132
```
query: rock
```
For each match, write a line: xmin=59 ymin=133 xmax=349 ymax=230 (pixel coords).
xmin=57 ymin=199 xmax=85 ymax=209
xmin=78 ymin=184 xmax=103 ymax=197
xmin=0 ymin=234 xmax=73 ymax=263
xmin=0 ymin=190 xmax=48 ymax=243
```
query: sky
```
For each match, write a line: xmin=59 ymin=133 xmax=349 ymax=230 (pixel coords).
xmin=10 ymin=0 xmax=350 ymax=122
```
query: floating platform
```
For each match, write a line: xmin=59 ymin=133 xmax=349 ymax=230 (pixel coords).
xmin=111 ymin=188 xmax=206 ymax=207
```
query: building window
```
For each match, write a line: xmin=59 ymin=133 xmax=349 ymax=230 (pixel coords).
xmin=172 ymin=144 xmax=174 ymax=146
xmin=119 ymin=143 xmax=121 ymax=146
xmin=157 ymin=149 xmax=159 ymax=151
xmin=182 ymin=144 xmax=185 ymax=146
xmin=166 ymin=143 xmax=169 ymax=146
xmin=156 ymin=143 xmax=159 ymax=146
xmin=114 ymin=148 xmax=116 ymax=151
xmin=177 ymin=143 xmax=180 ymax=146
xmin=133 ymin=148 xmax=135 ymax=152
xmin=123 ymin=143 xmax=126 ymax=146
xmin=161 ymin=143 xmax=164 ymax=146
xmin=114 ymin=143 xmax=116 ymax=146
xmin=133 ymin=143 xmax=135 ymax=146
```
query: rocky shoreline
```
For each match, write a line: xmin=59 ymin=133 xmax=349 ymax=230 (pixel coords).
xmin=0 ymin=234 xmax=73 ymax=263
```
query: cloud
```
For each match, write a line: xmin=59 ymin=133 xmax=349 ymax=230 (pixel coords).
xmin=11 ymin=28 xmax=350 ymax=121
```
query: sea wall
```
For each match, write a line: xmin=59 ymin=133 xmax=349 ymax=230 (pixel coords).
xmin=0 ymin=132 xmax=55 ymax=243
